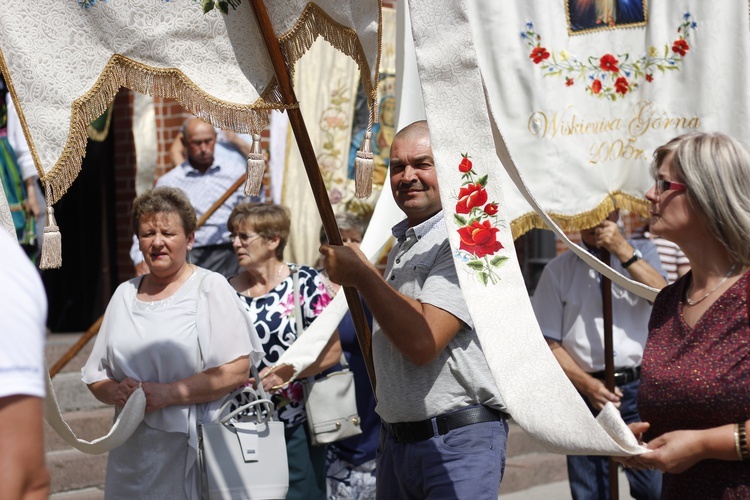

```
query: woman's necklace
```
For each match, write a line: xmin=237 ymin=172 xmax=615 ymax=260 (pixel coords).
xmin=685 ymin=262 xmax=738 ymax=306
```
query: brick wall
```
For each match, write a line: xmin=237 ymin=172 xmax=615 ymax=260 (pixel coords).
xmin=112 ymin=90 xmax=136 ymax=285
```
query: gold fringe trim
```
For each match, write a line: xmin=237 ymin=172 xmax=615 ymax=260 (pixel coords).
xmin=277 ymin=2 xmax=380 ymax=101
xmin=86 ymin=102 xmax=114 ymax=142
xmin=510 ymin=192 xmax=650 ymax=240
xmin=2 ymin=52 xmax=294 ymax=205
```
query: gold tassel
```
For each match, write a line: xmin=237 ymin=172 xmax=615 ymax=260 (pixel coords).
xmin=244 ymin=134 xmax=265 ymax=197
xmin=40 ymin=204 xmax=62 ymax=270
xmin=354 ymin=131 xmax=374 ymax=199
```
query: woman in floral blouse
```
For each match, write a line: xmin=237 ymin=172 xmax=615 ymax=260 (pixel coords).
xmin=228 ymin=203 xmax=341 ymax=500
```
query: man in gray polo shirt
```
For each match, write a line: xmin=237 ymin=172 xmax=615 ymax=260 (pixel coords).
xmin=320 ymin=120 xmax=508 ymax=499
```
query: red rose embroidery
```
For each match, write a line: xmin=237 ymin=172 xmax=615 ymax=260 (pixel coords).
xmin=459 ymin=153 xmax=473 ymax=173
xmin=458 ymin=220 xmax=503 ymax=258
xmin=645 ymin=74 xmax=654 ymax=82
xmin=591 ymin=79 xmax=602 ymax=94
xmin=530 ymin=47 xmax=550 ymax=64
xmin=599 ymin=54 xmax=619 ymax=73
xmin=456 ymin=183 xmax=488 ymax=214
xmin=484 ymin=203 xmax=498 ymax=216
xmin=614 ymin=76 xmax=629 ymax=95
xmin=565 ymin=78 xmax=574 ymax=87
xmin=672 ymin=39 xmax=689 ymax=56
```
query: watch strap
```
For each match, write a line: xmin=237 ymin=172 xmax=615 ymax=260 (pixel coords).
xmin=621 ymin=249 xmax=641 ymax=269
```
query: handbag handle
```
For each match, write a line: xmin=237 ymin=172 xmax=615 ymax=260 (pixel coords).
xmin=216 ymin=362 xmax=274 ymax=424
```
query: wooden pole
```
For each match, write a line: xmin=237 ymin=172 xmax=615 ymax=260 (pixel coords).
xmin=48 ymin=174 xmax=247 ymax=378
xmin=249 ymin=0 xmax=376 ymax=393
xmin=196 ymin=174 xmax=245 ymax=228
xmin=599 ymin=249 xmax=619 ymax=500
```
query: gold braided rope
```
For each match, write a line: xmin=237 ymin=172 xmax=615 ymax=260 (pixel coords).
xmin=510 ymin=192 xmax=650 ymax=240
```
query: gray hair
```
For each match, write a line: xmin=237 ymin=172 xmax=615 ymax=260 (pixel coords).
xmin=651 ymin=132 xmax=750 ymax=264
xmin=319 ymin=213 xmax=368 ymax=244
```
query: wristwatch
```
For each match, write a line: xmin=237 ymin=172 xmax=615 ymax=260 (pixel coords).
xmin=621 ymin=248 xmax=642 ymax=269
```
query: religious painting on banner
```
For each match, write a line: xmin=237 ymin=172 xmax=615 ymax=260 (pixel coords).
xmin=466 ymin=1 xmax=750 ymax=238
xmin=567 ymin=0 xmax=647 ymax=33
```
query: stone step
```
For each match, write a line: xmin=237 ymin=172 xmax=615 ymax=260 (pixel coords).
xmin=46 ymin=332 xmax=97 ymax=374
xmin=46 ymin=448 xmax=107 ymax=495
xmin=50 ymin=487 xmax=104 ymax=500
xmin=50 ymin=371 xmax=108 ymax=413
xmin=500 ymin=421 xmax=568 ymax=495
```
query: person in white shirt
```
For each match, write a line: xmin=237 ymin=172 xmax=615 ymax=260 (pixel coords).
xmin=0 ymin=229 xmax=49 ymax=499
xmin=532 ymin=210 xmax=666 ymax=500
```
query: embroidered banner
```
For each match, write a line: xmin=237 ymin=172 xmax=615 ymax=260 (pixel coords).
xmin=468 ymin=1 xmax=750 ymax=237
xmin=398 ymin=0 xmax=750 ymax=456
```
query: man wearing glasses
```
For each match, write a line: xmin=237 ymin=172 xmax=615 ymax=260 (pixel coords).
xmin=531 ymin=209 xmax=667 ymax=500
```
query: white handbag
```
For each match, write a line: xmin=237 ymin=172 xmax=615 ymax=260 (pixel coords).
xmin=197 ymin=364 xmax=289 ymax=500
xmin=290 ymin=265 xmax=363 ymax=446
xmin=302 ymin=365 xmax=362 ymax=446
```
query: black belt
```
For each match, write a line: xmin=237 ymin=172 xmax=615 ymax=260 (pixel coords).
xmin=590 ymin=366 xmax=641 ymax=385
xmin=384 ymin=405 xmax=509 ymax=444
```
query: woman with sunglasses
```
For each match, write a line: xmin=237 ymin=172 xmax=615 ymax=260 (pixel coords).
xmin=617 ymin=133 xmax=750 ymax=498
xmin=227 ymin=203 xmax=341 ymax=500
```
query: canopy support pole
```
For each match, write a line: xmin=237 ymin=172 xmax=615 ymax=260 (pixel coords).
xmin=600 ymin=249 xmax=619 ymax=500
xmin=249 ymin=0 xmax=376 ymax=394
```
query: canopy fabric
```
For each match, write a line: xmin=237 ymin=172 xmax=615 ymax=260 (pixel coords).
xmin=470 ymin=1 xmax=750 ymax=238
xmin=0 ymin=0 xmax=380 ymax=204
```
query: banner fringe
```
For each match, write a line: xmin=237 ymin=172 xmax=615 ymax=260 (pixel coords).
xmin=39 ymin=55 xmax=295 ymax=205
xmin=510 ymin=193 xmax=650 ymax=240
xmin=278 ymin=2 xmax=379 ymax=101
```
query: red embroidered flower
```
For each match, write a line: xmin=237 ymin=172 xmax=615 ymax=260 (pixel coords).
xmin=599 ymin=54 xmax=620 ymax=73
xmin=591 ymin=79 xmax=602 ymax=94
xmin=484 ymin=203 xmax=499 ymax=216
xmin=672 ymin=39 xmax=689 ymax=56
xmin=614 ymin=76 xmax=629 ymax=95
xmin=458 ymin=220 xmax=503 ymax=258
xmin=565 ymin=78 xmax=574 ymax=87
xmin=530 ymin=47 xmax=550 ymax=64
xmin=456 ymin=183 xmax=488 ymax=214
xmin=459 ymin=153 xmax=473 ymax=173
xmin=645 ymin=74 xmax=654 ymax=82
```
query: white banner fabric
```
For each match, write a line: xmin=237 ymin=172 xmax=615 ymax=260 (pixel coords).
xmin=408 ymin=0 xmax=648 ymax=455
xmin=470 ymin=1 xmax=750 ymax=236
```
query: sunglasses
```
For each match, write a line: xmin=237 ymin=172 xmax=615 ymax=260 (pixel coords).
xmin=655 ymin=179 xmax=687 ymax=195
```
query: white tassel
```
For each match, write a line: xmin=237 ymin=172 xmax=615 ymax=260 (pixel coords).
xmin=244 ymin=134 xmax=266 ymax=197
xmin=354 ymin=131 xmax=374 ymax=199
xmin=40 ymin=205 xmax=62 ymax=269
